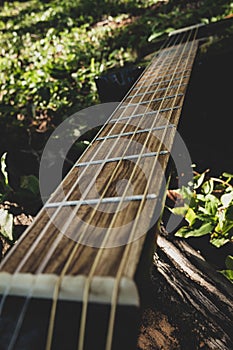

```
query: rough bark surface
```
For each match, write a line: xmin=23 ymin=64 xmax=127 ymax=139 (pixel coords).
xmin=137 ymin=230 xmax=233 ymax=350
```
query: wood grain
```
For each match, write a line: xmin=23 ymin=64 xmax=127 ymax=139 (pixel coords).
xmin=0 ymin=39 xmax=199 ymax=350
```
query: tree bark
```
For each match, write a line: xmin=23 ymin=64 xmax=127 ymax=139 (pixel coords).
xmin=137 ymin=230 xmax=233 ymax=350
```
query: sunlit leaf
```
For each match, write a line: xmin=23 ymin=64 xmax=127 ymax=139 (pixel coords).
xmin=0 ymin=208 xmax=13 ymax=241
xmin=185 ymin=207 xmax=196 ymax=225
xmin=169 ymin=206 xmax=187 ymax=216
xmin=1 ymin=152 xmax=9 ymax=186
xmin=175 ymin=222 xmax=214 ymax=238
xmin=219 ymin=270 xmax=233 ymax=282
xmin=193 ymin=171 xmax=206 ymax=189
xmin=211 ymin=236 xmax=229 ymax=248
xmin=202 ymin=179 xmax=214 ymax=195
xmin=221 ymin=192 xmax=233 ymax=207
xmin=204 ymin=194 xmax=219 ymax=215
xmin=222 ymin=172 xmax=233 ymax=179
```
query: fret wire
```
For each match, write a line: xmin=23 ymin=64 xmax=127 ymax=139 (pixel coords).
xmin=127 ymin=82 xmax=187 ymax=99
xmin=77 ymin=33 xmax=191 ymax=350
xmin=127 ymin=52 xmax=195 ymax=99
xmin=0 ymin=17 xmax=173 ymax=274
xmin=39 ymin=40 xmax=177 ymax=271
xmin=133 ymin=75 xmax=189 ymax=91
xmin=144 ymin=61 xmax=192 ymax=74
xmin=45 ymin=194 xmax=158 ymax=208
xmin=73 ymin=35 xmax=185 ymax=350
xmin=45 ymin=36 xmax=181 ymax=350
xmin=110 ymin=105 xmax=182 ymax=122
xmin=75 ymin=150 xmax=168 ymax=167
xmin=7 ymin=32 xmax=179 ymax=350
xmin=137 ymin=68 xmax=192 ymax=86
xmin=16 ymin=38 xmax=175 ymax=273
xmin=142 ymin=66 xmax=192 ymax=79
xmin=119 ymin=92 xmax=184 ymax=109
xmin=0 ymin=31 xmax=173 ymax=348
xmin=152 ymin=54 xmax=196 ymax=68
xmin=96 ymin=124 xmax=175 ymax=141
xmin=105 ymin=29 xmax=199 ymax=350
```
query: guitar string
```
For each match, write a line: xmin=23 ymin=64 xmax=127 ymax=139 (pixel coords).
xmin=0 ymin=29 xmax=171 ymax=315
xmin=105 ymin=28 xmax=199 ymax=350
xmin=75 ymin=34 xmax=186 ymax=350
xmin=2 ymin=34 xmax=175 ymax=349
xmin=0 ymin=40 xmax=162 ymax=272
xmin=5 ymin=30 xmax=191 ymax=350
xmin=5 ymin=30 xmax=194 ymax=350
xmin=44 ymin=32 xmax=185 ymax=350
xmin=44 ymin=35 xmax=182 ymax=350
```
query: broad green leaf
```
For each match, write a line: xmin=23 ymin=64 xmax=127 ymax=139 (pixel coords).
xmin=175 ymin=222 xmax=214 ymax=238
xmin=204 ymin=194 xmax=219 ymax=216
xmin=202 ymin=179 xmax=214 ymax=195
xmin=0 ymin=208 xmax=13 ymax=241
xmin=169 ymin=206 xmax=187 ymax=216
xmin=225 ymin=255 xmax=233 ymax=270
xmin=185 ymin=207 xmax=196 ymax=225
xmin=175 ymin=226 xmax=191 ymax=238
xmin=215 ymin=220 xmax=233 ymax=235
xmin=20 ymin=175 xmax=39 ymax=196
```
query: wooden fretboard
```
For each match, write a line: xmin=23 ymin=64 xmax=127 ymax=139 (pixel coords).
xmin=0 ymin=26 xmax=200 ymax=350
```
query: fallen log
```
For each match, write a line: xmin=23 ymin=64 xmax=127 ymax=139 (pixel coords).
xmin=138 ymin=229 xmax=233 ymax=350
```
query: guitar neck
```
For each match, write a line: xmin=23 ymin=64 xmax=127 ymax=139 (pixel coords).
xmin=0 ymin=28 xmax=199 ymax=350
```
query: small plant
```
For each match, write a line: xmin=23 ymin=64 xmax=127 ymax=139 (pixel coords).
xmin=168 ymin=169 xmax=233 ymax=282
xmin=0 ymin=153 xmax=40 ymax=243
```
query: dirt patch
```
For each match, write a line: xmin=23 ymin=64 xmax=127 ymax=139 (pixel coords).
xmin=138 ymin=310 xmax=179 ymax=350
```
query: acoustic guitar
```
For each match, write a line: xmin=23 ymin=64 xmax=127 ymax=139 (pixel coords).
xmin=0 ymin=24 xmax=203 ymax=350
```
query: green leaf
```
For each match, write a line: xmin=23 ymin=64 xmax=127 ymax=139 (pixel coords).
xmin=20 ymin=175 xmax=39 ymax=196
xmin=215 ymin=219 xmax=233 ymax=235
xmin=169 ymin=206 xmax=187 ymax=216
xmin=1 ymin=152 xmax=9 ymax=186
xmin=148 ymin=28 xmax=174 ymax=42
xmin=178 ymin=186 xmax=193 ymax=204
xmin=185 ymin=207 xmax=196 ymax=225
xmin=225 ymin=255 xmax=233 ymax=270
xmin=175 ymin=226 xmax=192 ymax=238
xmin=0 ymin=208 xmax=13 ymax=241
xmin=175 ymin=221 xmax=214 ymax=238
xmin=204 ymin=194 xmax=219 ymax=216
xmin=225 ymin=205 xmax=233 ymax=221
xmin=193 ymin=171 xmax=206 ymax=189
xmin=222 ymin=172 xmax=233 ymax=179
xmin=210 ymin=236 xmax=229 ymax=248
xmin=219 ymin=269 xmax=233 ymax=283
xmin=221 ymin=192 xmax=233 ymax=207
xmin=202 ymin=179 xmax=214 ymax=195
